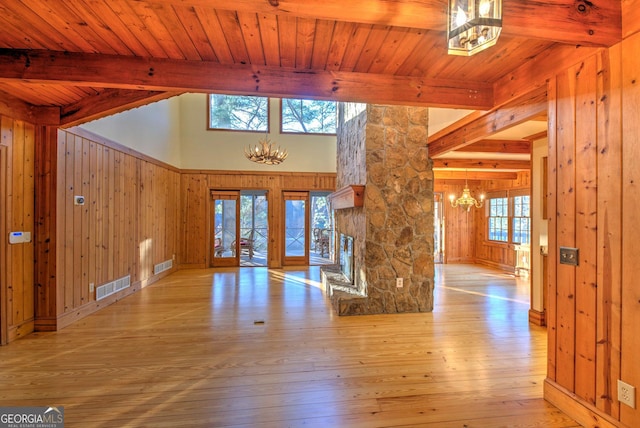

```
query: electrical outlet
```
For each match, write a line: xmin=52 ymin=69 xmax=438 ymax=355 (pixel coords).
xmin=618 ymin=380 xmax=636 ymax=408
xmin=89 ymin=282 xmax=95 ymax=293
xmin=396 ymin=278 xmax=403 ymax=288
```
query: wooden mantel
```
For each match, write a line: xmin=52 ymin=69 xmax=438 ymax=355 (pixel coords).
xmin=328 ymin=185 xmax=365 ymax=210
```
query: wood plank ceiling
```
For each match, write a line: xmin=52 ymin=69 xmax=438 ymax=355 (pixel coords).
xmin=0 ymin=0 xmax=622 ymax=174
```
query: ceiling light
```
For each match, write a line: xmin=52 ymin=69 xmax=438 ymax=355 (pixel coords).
xmin=447 ymin=0 xmax=502 ymax=56
xmin=244 ymin=135 xmax=288 ymax=165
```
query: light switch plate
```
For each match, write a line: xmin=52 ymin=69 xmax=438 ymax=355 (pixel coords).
xmin=559 ymin=247 xmax=579 ymax=266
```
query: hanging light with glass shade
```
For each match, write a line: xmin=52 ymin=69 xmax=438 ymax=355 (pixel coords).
xmin=447 ymin=0 xmax=502 ymax=56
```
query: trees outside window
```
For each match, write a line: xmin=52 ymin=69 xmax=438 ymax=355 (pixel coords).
xmin=512 ymin=195 xmax=531 ymax=244
xmin=488 ymin=197 xmax=509 ymax=242
xmin=209 ymin=95 xmax=269 ymax=131
xmin=487 ymin=194 xmax=531 ymax=244
xmin=281 ymin=98 xmax=337 ymax=134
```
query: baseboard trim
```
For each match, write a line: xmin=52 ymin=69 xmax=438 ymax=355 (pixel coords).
xmin=544 ymin=379 xmax=620 ymax=428
xmin=528 ymin=309 xmax=546 ymax=326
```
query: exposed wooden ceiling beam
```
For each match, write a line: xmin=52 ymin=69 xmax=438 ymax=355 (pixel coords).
xmin=428 ymin=86 xmax=547 ymax=157
xmin=0 ymin=49 xmax=493 ymax=110
xmin=60 ymin=89 xmax=182 ymax=127
xmin=153 ymin=0 xmax=621 ymax=47
xmin=432 ymin=159 xmax=531 ymax=170
xmin=455 ymin=139 xmax=531 ymax=154
xmin=0 ymin=89 xmax=59 ymax=125
xmin=493 ymin=44 xmax=599 ymax=106
xmin=434 ymin=170 xmax=518 ymax=180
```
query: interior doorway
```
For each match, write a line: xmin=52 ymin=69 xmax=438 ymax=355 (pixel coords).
xmin=434 ymin=193 xmax=444 ymax=263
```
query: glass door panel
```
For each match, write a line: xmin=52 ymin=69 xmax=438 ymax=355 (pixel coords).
xmin=283 ymin=192 xmax=309 ymax=265
xmin=211 ymin=190 xmax=240 ymax=267
xmin=310 ymin=191 xmax=333 ymax=264
xmin=240 ymin=191 xmax=268 ymax=266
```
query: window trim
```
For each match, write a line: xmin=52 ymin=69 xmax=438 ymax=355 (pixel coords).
xmin=279 ymin=98 xmax=337 ymax=136
xmin=207 ymin=94 xmax=271 ymax=133
xmin=485 ymin=191 xmax=531 ymax=245
xmin=487 ymin=197 xmax=509 ymax=243
xmin=512 ymin=195 xmax=531 ymax=245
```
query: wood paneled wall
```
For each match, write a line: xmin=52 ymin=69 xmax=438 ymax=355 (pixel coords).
xmin=544 ymin=35 xmax=640 ymax=427
xmin=435 ymin=172 xmax=530 ymax=268
xmin=180 ymin=170 xmax=336 ymax=269
xmin=0 ymin=115 xmax=35 ymax=344
xmin=34 ymin=127 xmax=180 ymax=332
xmin=435 ymin=182 xmax=479 ymax=263
xmin=474 ymin=173 xmax=531 ymax=271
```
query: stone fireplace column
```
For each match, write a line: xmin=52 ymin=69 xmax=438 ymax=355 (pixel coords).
xmin=328 ymin=103 xmax=434 ymax=315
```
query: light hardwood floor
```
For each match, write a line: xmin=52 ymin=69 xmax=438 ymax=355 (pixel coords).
xmin=0 ymin=264 xmax=579 ymax=427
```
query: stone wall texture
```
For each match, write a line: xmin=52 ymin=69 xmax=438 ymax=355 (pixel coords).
xmin=331 ymin=103 xmax=434 ymax=315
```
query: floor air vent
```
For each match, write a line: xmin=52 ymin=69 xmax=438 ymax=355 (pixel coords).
xmin=96 ymin=275 xmax=131 ymax=301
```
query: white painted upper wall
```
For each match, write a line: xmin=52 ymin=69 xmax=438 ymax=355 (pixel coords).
xmin=80 ymin=93 xmax=338 ymax=172
xmin=81 ymin=96 xmax=183 ymax=166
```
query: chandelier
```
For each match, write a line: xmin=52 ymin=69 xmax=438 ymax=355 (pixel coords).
xmin=244 ymin=135 xmax=288 ymax=165
xmin=447 ymin=0 xmax=502 ymax=56
xmin=449 ymin=179 xmax=485 ymax=212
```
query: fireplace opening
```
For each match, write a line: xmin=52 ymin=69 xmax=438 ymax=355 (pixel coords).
xmin=339 ymin=234 xmax=354 ymax=284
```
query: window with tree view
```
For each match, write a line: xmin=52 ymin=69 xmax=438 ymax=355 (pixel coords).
xmin=209 ymin=95 xmax=268 ymax=131
xmin=281 ymin=98 xmax=337 ymax=134
xmin=488 ymin=197 xmax=509 ymax=242
xmin=512 ymin=195 xmax=531 ymax=244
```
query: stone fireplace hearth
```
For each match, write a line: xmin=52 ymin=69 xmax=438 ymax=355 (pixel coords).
xmin=322 ymin=103 xmax=434 ymax=316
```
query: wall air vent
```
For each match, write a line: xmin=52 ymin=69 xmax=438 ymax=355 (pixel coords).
xmin=96 ymin=274 xmax=131 ymax=301
xmin=154 ymin=259 xmax=174 ymax=275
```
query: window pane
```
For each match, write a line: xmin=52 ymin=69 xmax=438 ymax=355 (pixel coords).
xmin=209 ymin=94 xmax=268 ymax=131
xmin=488 ymin=198 xmax=509 ymax=242
xmin=511 ymin=195 xmax=531 ymax=244
xmin=281 ymin=98 xmax=337 ymax=134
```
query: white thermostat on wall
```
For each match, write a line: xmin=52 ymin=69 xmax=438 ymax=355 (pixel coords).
xmin=9 ymin=231 xmax=31 ymax=244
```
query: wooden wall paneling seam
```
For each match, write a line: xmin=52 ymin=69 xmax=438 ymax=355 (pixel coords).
xmin=63 ymin=132 xmax=74 ymax=313
xmin=46 ymin=127 xmax=57 ymax=321
xmin=107 ymin=147 xmax=115 ymax=282
xmin=573 ymin=54 xmax=598 ymax=405
xmin=88 ymin=140 xmax=96 ymax=303
xmin=620 ymin=30 xmax=640 ymax=427
xmin=23 ymin=122 xmax=34 ymax=324
xmin=81 ymin=137 xmax=91 ymax=302
xmin=0 ymin=144 xmax=6 ymax=344
xmin=4 ymin=117 xmax=13 ymax=331
xmin=546 ymin=76 xmax=558 ymax=382
xmin=555 ymin=63 xmax=578 ymax=392
xmin=11 ymin=119 xmax=25 ymax=329
xmin=94 ymin=142 xmax=104 ymax=291
xmin=133 ymin=157 xmax=141 ymax=283
xmin=55 ymin=130 xmax=65 ymax=318
xmin=595 ymin=44 xmax=623 ymax=418
xmin=72 ymin=135 xmax=83 ymax=309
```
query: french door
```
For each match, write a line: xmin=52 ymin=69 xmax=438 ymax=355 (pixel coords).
xmin=211 ymin=190 xmax=240 ymax=267
xmin=283 ymin=191 xmax=309 ymax=266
